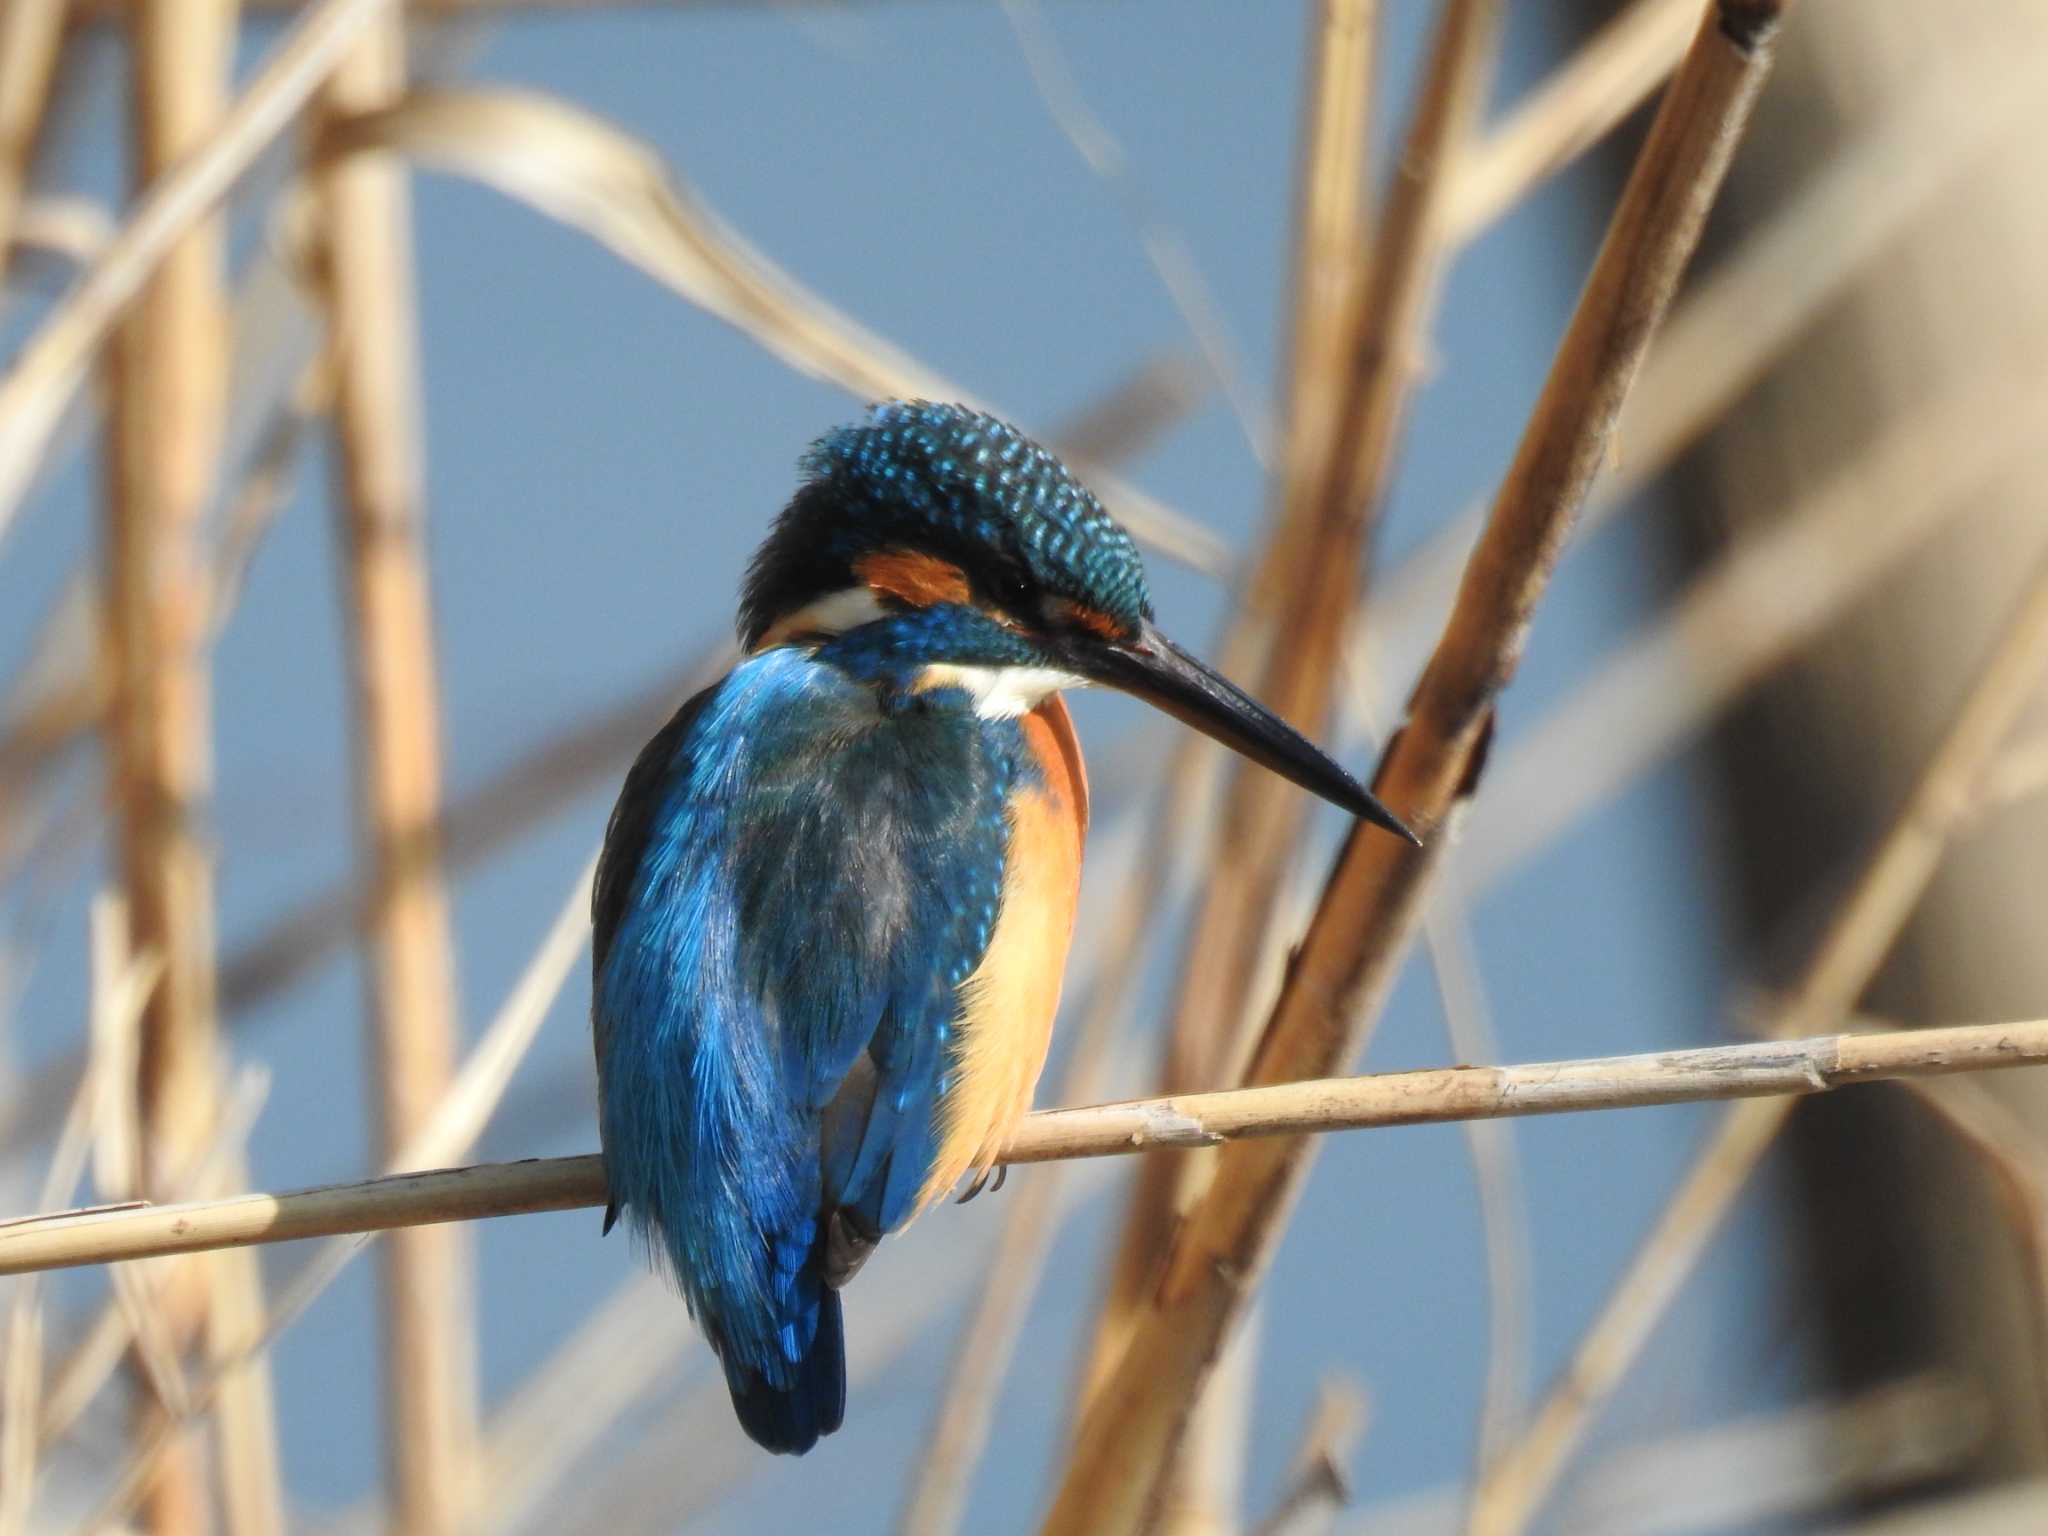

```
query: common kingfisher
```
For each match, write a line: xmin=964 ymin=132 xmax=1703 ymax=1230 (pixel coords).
xmin=592 ymin=401 xmax=1414 ymax=1455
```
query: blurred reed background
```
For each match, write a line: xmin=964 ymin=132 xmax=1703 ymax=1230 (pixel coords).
xmin=2 ymin=1 xmax=2047 ymax=1532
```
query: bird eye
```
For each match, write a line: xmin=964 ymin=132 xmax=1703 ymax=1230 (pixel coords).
xmin=993 ymin=568 xmax=1034 ymax=609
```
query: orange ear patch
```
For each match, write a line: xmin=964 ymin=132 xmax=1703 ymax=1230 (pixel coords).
xmin=854 ymin=549 xmax=972 ymax=609
xmin=1050 ymin=598 xmax=1128 ymax=642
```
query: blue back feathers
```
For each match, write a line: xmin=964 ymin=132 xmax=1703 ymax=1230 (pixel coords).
xmin=738 ymin=401 xmax=1153 ymax=648
xmin=596 ymin=400 xmax=1120 ymax=1455
xmin=592 ymin=642 xmax=1028 ymax=1453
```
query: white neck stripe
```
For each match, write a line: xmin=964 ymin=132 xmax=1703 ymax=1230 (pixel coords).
xmin=917 ymin=663 xmax=1086 ymax=719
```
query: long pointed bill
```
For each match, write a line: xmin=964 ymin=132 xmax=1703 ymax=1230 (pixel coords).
xmin=1069 ymin=619 xmax=1419 ymax=844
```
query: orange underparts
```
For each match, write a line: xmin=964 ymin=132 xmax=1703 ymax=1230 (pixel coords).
xmin=854 ymin=549 xmax=972 ymax=609
xmin=919 ymin=696 xmax=1090 ymax=1212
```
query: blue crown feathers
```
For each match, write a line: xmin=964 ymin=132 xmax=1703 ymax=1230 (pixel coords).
xmin=739 ymin=402 xmax=1153 ymax=647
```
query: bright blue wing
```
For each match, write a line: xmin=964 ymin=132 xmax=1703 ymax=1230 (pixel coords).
xmin=591 ymin=648 xmax=1017 ymax=1417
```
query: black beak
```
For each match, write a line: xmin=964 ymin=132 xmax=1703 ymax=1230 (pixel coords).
xmin=1066 ymin=618 xmax=1419 ymax=844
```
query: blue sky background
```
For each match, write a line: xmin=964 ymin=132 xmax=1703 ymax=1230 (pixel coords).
xmin=0 ymin=4 xmax=1815 ymax=1530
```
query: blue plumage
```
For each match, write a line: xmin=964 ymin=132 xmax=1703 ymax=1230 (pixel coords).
xmin=594 ymin=400 xmax=1412 ymax=1457
xmin=739 ymin=401 xmax=1152 ymax=649
xmin=592 ymin=639 xmax=1025 ymax=1453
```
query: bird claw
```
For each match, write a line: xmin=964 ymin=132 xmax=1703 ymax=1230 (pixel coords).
xmin=955 ymin=1163 xmax=1010 ymax=1204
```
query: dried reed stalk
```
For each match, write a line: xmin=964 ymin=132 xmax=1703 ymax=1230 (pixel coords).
xmin=78 ymin=0 xmax=680 ymax=12
xmin=1249 ymin=1378 xmax=1367 ymax=1536
xmin=463 ymin=1277 xmax=694 ymax=1536
xmin=1420 ymin=886 xmax=1533 ymax=1476
xmin=26 ymin=1007 xmax=2048 ymax=1277
xmin=1177 ymin=0 xmax=1498 ymax=1095
xmin=317 ymin=87 xmax=1226 ymax=578
xmin=1467 ymin=370 xmax=2048 ymax=888
xmin=1066 ymin=5 xmax=1423 ymax=1518
xmin=219 ymin=645 xmax=720 ymax=1018
xmin=1373 ymin=13 xmax=2047 ymax=684
xmin=1899 ymin=1072 xmax=2048 ymax=1389
xmin=0 ymin=267 xmax=331 ymax=888
xmin=4 ymin=194 xmax=111 ymax=272
xmin=1171 ymin=2 xmax=1472 ymax=1519
xmin=0 ymin=0 xmax=399 ymax=534
xmin=0 ymin=0 xmax=68 ymax=291
xmin=1463 ymin=542 xmax=2048 ymax=1535
xmin=314 ymin=24 xmax=477 ymax=1531
xmin=0 ymin=900 xmax=148 ymax=1536
xmin=1443 ymin=0 xmax=1696 ymax=242
xmin=1041 ymin=7 xmax=1784 ymax=1530
xmin=72 ymin=860 xmax=593 ymax=1531
xmin=100 ymin=7 xmax=283 ymax=1532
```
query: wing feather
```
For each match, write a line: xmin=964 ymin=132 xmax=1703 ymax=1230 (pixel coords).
xmin=592 ymin=648 xmax=1015 ymax=1391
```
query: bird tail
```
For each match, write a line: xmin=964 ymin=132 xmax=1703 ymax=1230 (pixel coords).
xmin=720 ymin=1284 xmax=846 ymax=1456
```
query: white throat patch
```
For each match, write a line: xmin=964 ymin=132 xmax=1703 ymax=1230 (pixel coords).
xmin=917 ymin=664 xmax=1087 ymax=719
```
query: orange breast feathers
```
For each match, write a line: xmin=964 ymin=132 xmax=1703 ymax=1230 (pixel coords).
xmin=919 ymin=695 xmax=1090 ymax=1210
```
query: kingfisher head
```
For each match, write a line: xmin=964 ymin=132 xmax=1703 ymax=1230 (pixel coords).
xmin=741 ymin=400 xmax=1415 ymax=839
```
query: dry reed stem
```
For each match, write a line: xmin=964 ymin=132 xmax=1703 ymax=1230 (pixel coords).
xmin=317 ymin=87 xmax=1227 ymax=578
xmin=1443 ymin=0 xmax=1696 ymax=243
xmin=0 ymin=901 xmax=145 ymax=1536
xmin=1248 ymin=1378 xmax=1368 ymax=1536
xmin=1466 ymin=370 xmax=2048 ymax=888
xmin=0 ymin=0 xmax=399 ymax=537
xmin=1181 ymin=0 xmax=1499 ymax=1089
xmin=38 ymin=1065 xmax=278 ymax=1468
xmin=200 ymin=1156 xmax=281 ymax=1536
xmin=0 ymin=580 xmax=105 ymax=889
xmin=1373 ymin=16 xmax=2047 ymax=682
xmin=0 ymin=0 xmax=69 ymax=292
xmin=1466 ymin=546 xmax=2048 ymax=1535
xmin=216 ymin=646 xmax=719 ymax=1021
xmin=1551 ymin=1372 xmax=1988 ymax=1536
xmin=1422 ymin=888 xmax=1533 ymax=1477
xmin=314 ymin=19 xmax=476 ymax=1533
xmin=24 ymin=1008 xmax=2048 ymax=1276
xmin=1074 ymin=0 xmax=1404 ymax=1450
xmin=4 ymin=195 xmax=112 ymax=274
xmin=1049 ymin=353 xmax=1210 ymax=468
xmin=1347 ymin=667 xmax=1533 ymax=1481
xmin=1976 ymin=733 xmax=2048 ymax=820
xmin=1090 ymin=2 xmax=1428 ymax=1517
xmin=1042 ymin=8 xmax=1782 ymax=1530
xmin=35 ymin=1061 xmax=274 ymax=1516
xmin=1898 ymin=1073 xmax=2048 ymax=1402
xmin=565 ymin=1155 xmax=1133 ymax=1536
xmin=1274 ymin=0 xmax=1377 ymax=542
xmin=1082 ymin=5 xmax=1500 ymax=1408
xmin=462 ymin=1277 xmax=693 ymax=1536
xmin=112 ymin=1066 xmax=272 ymax=1443
xmin=0 ymin=271 xmax=329 ymax=897
xmin=0 ymin=366 xmax=335 ymax=1177
xmin=103 ymin=8 xmax=269 ymax=1532
xmin=1333 ymin=1372 xmax=1984 ymax=1532
xmin=77 ymin=0 xmax=702 ymax=12
xmin=75 ymin=860 xmax=592 ymax=1531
